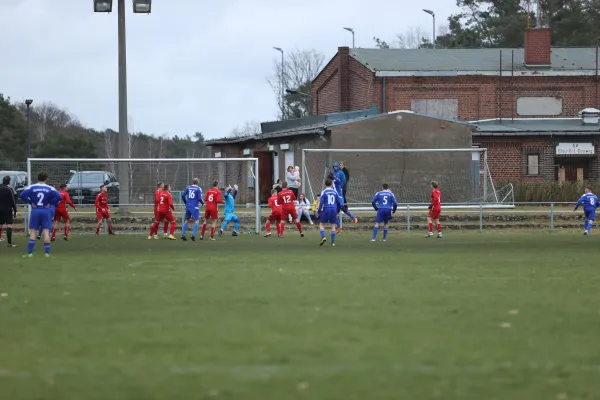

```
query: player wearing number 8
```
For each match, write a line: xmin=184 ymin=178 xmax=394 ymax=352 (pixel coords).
xmin=573 ymin=186 xmax=598 ymax=235
xmin=19 ymin=172 xmax=62 ymax=257
xmin=371 ymin=183 xmax=398 ymax=242
xmin=317 ymin=178 xmax=343 ymax=246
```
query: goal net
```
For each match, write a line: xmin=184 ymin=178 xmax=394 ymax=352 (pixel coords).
xmin=301 ymin=148 xmax=513 ymax=208
xmin=26 ymin=158 xmax=261 ymax=234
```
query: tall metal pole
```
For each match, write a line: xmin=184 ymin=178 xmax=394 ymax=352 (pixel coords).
xmin=352 ymin=31 xmax=355 ymax=48
xmin=280 ymin=50 xmax=285 ymax=120
xmin=117 ymin=0 xmax=130 ymax=213
xmin=26 ymin=104 xmax=31 ymax=158
xmin=432 ymin=14 xmax=436 ymax=49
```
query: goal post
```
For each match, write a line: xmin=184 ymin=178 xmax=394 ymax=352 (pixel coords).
xmin=26 ymin=158 xmax=261 ymax=234
xmin=301 ymin=148 xmax=511 ymax=209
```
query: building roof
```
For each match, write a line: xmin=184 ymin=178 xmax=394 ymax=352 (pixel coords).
xmin=350 ymin=47 xmax=600 ymax=76
xmin=473 ymin=118 xmax=600 ymax=136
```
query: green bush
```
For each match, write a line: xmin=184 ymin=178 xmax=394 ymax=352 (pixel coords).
xmin=505 ymin=180 xmax=599 ymax=203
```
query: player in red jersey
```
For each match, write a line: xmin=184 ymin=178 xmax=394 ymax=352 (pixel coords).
xmin=277 ymin=182 xmax=304 ymax=237
xmin=52 ymin=183 xmax=77 ymax=241
xmin=149 ymin=183 xmax=177 ymax=240
xmin=427 ymin=181 xmax=442 ymax=238
xmin=95 ymin=185 xmax=114 ymax=235
xmin=153 ymin=182 xmax=165 ymax=239
xmin=200 ymin=180 xmax=223 ymax=241
xmin=265 ymin=189 xmax=283 ymax=237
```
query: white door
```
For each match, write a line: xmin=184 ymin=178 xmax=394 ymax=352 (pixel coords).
xmin=273 ymin=152 xmax=279 ymax=183
xmin=284 ymin=150 xmax=294 ymax=171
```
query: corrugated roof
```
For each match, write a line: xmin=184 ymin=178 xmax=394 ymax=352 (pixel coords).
xmin=474 ymin=118 xmax=600 ymax=134
xmin=351 ymin=47 xmax=599 ymax=72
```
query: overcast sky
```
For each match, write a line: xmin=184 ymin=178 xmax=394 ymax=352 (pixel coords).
xmin=0 ymin=0 xmax=458 ymax=139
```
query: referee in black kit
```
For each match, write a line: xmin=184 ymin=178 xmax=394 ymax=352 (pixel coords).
xmin=0 ymin=176 xmax=18 ymax=247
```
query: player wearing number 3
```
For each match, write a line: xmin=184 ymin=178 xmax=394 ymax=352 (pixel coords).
xmin=371 ymin=183 xmax=398 ymax=242
xmin=201 ymin=180 xmax=224 ymax=241
xmin=277 ymin=182 xmax=304 ymax=237
xmin=573 ymin=186 xmax=598 ymax=236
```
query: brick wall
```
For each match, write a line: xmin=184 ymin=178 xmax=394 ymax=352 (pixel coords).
xmin=524 ymin=28 xmax=551 ymax=65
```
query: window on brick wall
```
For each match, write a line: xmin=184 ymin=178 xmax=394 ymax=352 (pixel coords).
xmin=527 ymin=154 xmax=539 ymax=175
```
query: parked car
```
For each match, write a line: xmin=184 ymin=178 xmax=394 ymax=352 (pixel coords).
xmin=0 ymin=170 xmax=28 ymax=202
xmin=66 ymin=171 xmax=119 ymax=205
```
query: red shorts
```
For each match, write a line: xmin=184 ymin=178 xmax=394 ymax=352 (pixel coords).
xmin=156 ymin=211 xmax=175 ymax=222
xmin=428 ymin=209 xmax=441 ymax=219
xmin=204 ymin=209 xmax=218 ymax=220
xmin=54 ymin=209 xmax=70 ymax=222
xmin=268 ymin=211 xmax=282 ymax=223
xmin=96 ymin=210 xmax=111 ymax=220
xmin=282 ymin=208 xmax=297 ymax=221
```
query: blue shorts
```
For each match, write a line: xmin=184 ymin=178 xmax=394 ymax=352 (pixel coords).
xmin=223 ymin=213 xmax=239 ymax=223
xmin=185 ymin=207 xmax=200 ymax=221
xmin=584 ymin=209 xmax=596 ymax=221
xmin=319 ymin=208 xmax=338 ymax=224
xmin=376 ymin=209 xmax=393 ymax=224
xmin=30 ymin=209 xmax=52 ymax=230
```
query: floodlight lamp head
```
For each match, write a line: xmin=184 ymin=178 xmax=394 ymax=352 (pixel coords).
xmin=94 ymin=0 xmax=113 ymax=12
xmin=423 ymin=9 xmax=434 ymax=16
xmin=25 ymin=99 xmax=33 ymax=106
xmin=343 ymin=27 xmax=353 ymax=33
xmin=273 ymin=47 xmax=283 ymax=52
xmin=132 ymin=0 xmax=152 ymax=13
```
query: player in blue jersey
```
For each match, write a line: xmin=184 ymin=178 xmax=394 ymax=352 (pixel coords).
xmin=37 ymin=195 xmax=56 ymax=240
xmin=371 ymin=183 xmax=398 ymax=242
xmin=317 ymin=178 xmax=343 ymax=247
xmin=328 ymin=170 xmax=358 ymax=233
xmin=219 ymin=184 xmax=240 ymax=236
xmin=180 ymin=178 xmax=204 ymax=241
xmin=573 ymin=186 xmax=599 ymax=235
xmin=19 ymin=172 xmax=62 ymax=257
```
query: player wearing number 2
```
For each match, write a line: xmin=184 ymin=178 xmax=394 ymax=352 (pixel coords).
xmin=573 ymin=186 xmax=598 ymax=236
xmin=180 ymin=178 xmax=204 ymax=241
xmin=317 ymin=178 xmax=343 ymax=246
xmin=149 ymin=183 xmax=177 ymax=240
xmin=277 ymin=182 xmax=304 ymax=237
xmin=201 ymin=180 xmax=223 ymax=241
xmin=19 ymin=172 xmax=62 ymax=257
xmin=371 ymin=183 xmax=398 ymax=242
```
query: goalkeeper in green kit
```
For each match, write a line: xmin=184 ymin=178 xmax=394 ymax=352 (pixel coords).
xmin=219 ymin=184 xmax=240 ymax=236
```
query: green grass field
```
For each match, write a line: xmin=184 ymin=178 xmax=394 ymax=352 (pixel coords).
xmin=1 ymin=230 xmax=600 ymax=400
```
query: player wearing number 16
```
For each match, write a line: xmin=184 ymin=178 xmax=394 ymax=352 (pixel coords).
xmin=371 ymin=183 xmax=398 ymax=242
xmin=180 ymin=178 xmax=204 ymax=241
xmin=201 ymin=180 xmax=224 ymax=241
xmin=573 ymin=186 xmax=598 ymax=236
xmin=19 ymin=172 xmax=62 ymax=257
xmin=277 ymin=182 xmax=304 ymax=237
xmin=317 ymin=178 xmax=343 ymax=246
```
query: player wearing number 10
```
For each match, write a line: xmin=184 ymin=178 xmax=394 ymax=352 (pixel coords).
xmin=317 ymin=178 xmax=343 ymax=246
xmin=573 ymin=186 xmax=598 ymax=235
xmin=371 ymin=183 xmax=398 ymax=242
xmin=180 ymin=178 xmax=204 ymax=241
xmin=19 ymin=172 xmax=62 ymax=257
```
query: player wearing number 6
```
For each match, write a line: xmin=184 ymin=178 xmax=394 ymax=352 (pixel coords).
xmin=180 ymin=178 xmax=204 ymax=241
xmin=201 ymin=180 xmax=223 ymax=241
xmin=371 ymin=183 xmax=398 ymax=242
xmin=317 ymin=178 xmax=343 ymax=246
xmin=19 ymin=172 xmax=62 ymax=257
xmin=573 ymin=186 xmax=598 ymax=236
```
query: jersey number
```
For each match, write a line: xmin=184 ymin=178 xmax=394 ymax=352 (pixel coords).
xmin=188 ymin=189 xmax=195 ymax=199
xmin=160 ymin=196 xmax=165 ymax=204
xmin=274 ymin=199 xmax=279 ymax=206
xmin=327 ymin=194 xmax=336 ymax=205
xmin=592 ymin=198 xmax=596 ymax=205
xmin=284 ymin=195 xmax=291 ymax=203
xmin=36 ymin=193 xmax=45 ymax=207
xmin=207 ymin=194 xmax=214 ymax=202
xmin=382 ymin=196 xmax=388 ymax=205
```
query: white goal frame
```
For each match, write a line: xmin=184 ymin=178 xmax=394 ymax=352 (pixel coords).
xmin=27 ymin=157 xmax=261 ymax=233
xmin=301 ymin=148 xmax=509 ymax=209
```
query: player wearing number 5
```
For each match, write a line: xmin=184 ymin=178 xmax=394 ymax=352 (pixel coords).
xmin=19 ymin=172 xmax=62 ymax=257
xmin=317 ymin=178 xmax=343 ymax=246
xmin=201 ymin=180 xmax=224 ymax=241
xmin=573 ymin=186 xmax=598 ymax=236
xmin=180 ymin=178 xmax=204 ymax=241
xmin=371 ymin=183 xmax=398 ymax=242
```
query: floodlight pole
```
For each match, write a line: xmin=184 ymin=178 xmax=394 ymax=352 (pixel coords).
xmin=117 ymin=0 xmax=130 ymax=213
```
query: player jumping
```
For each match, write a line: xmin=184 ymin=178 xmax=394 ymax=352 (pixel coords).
xmin=573 ymin=186 xmax=598 ymax=235
xmin=95 ymin=185 xmax=115 ymax=235
xmin=149 ymin=183 xmax=177 ymax=240
xmin=278 ymin=182 xmax=304 ymax=237
xmin=330 ymin=166 xmax=358 ymax=233
xmin=265 ymin=189 xmax=282 ymax=237
xmin=219 ymin=184 xmax=240 ymax=236
xmin=52 ymin=183 xmax=77 ymax=241
xmin=180 ymin=178 xmax=203 ymax=241
xmin=371 ymin=183 xmax=398 ymax=242
xmin=427 ymin=181 xmax=442 ymax=238
xmin=317 ymin=178 xmax=343 ymax=247
xmin=201 ymin=180 xmax=223 ymax=241
xmin=19 ymin=172 xmax=62 ymax=257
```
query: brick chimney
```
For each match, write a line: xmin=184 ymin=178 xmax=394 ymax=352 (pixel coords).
xmin=524 ymin=28 xmax=551 ymax=67
xmin=338 ymin=46 xmax=350 ymax=111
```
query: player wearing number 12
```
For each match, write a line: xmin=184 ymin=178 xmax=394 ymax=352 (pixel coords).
xmin=201 ymin=180 xmax=224 ymax=241
xmin=180 ymin=178 xmax=204 ymax=241
xmin=19 ymin=172 xmax=62 ymax=257
xmin=371 ymin=183 xmax=398 ymax=242
xmin=277 ymin=182 xmax=304 ymax=237
xmin=317 ymin=178 xmax=343 ymax=246
xmin=573 ymin=186 xmax=598 ymax=235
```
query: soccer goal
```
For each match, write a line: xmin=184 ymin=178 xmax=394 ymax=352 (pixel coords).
xmin=301 ymin=148 xmax=514 ymax=209
xmin=26 ymin=158 xmax=261 ymax=234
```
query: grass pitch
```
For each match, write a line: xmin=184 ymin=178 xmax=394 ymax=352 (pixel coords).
xmin=1 ymin=230 xmax=599 ymax=400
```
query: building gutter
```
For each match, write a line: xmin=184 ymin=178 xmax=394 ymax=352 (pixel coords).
xmin=474 ymin=131 xmax=600 ymax=136
xmin=375 ymin=70 xmax=599 ymax=77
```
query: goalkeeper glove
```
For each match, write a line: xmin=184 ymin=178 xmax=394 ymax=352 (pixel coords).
xmin=233 ymin=184 xmax=239 ymax=191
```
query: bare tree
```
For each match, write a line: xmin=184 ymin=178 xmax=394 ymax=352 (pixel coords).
xmin=31 ymin=102 xmax=78 ymax=141
xmin=266 ymin=49 xmax=325 ymax=120
xmin=102 ymin=129 xmax=117 ymax=175
xmin=230 ymin=120 xmax=261 ymax=138
xmin=396 ymin=26 xmax=430 ymax=49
